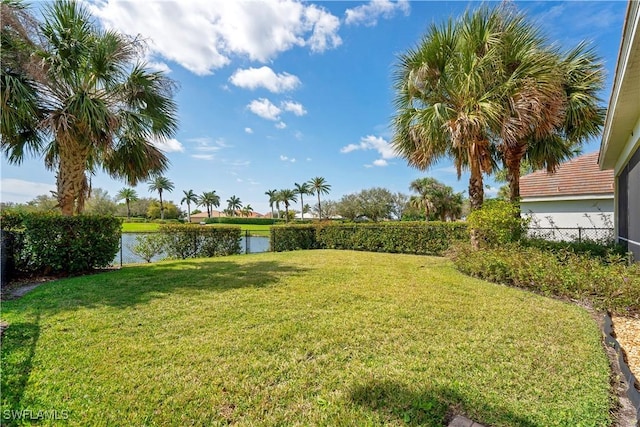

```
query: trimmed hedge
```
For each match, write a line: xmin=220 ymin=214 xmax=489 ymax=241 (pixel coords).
xmin=159 ymin=224 xmax=241 ymax=259
xmin=271 ymin=222 xmax=468 ymax=255
xmin=448 ymin=242 xmax=640 ymax=315
xmin=204 ymin=217 xmax=283 ymax=225
xmin=0 ymin=212 xmax=121 ymax=276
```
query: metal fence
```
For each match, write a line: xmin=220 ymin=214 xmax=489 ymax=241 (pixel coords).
xmin=117 ymin=229 xmax=271 ymax=266
xmin=526 ymin=227 xmax=614 ymax=244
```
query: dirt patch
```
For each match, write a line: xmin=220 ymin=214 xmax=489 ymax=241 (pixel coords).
xmin=612 ymin=315 xmax=640 ymax=391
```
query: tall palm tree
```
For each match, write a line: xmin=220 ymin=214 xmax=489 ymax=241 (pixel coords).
xmin=393 ymin=6 xmax=512 ymax=213
xmin=116 ymin=187 xmax=138 ymax=219
xmin=409 ymin=178 xmax=440 ymax=221
xmin=500 ymin=42 xmax=605 ymax=206
xmin=226 ymin=195 xmax=242 ymax=217
xmin=293 ymin=182 xmax=311 ymax=220
xmin=265 ymin=189 xmax=278 ymax=219
xmin=198 ymin=191 xmax=220 ymax=218
xmin=242 ymin=204 xmax=254 ymax=218
xmin=308 ymin=177 xmax=331 ymax=219
xmin=181 ymin=189 xmax=198 ymax=223
xmin=1 ymin=1 xmax=178 ymax=215
xmin=277 ymin=189 xmax=297 ymax=223
xmin=148 ymin=176 xmax=174 ymax=220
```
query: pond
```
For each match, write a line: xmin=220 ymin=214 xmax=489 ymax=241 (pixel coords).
xmin=116 ymin=233 xmax=270 ymax=265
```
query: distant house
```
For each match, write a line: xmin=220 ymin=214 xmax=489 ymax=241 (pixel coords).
xmin=189 ymin=210 xmax=264 ymax=223
xmin=520 ymin=152 xmax=614 ymax=235
xmin=599 ymin=0 xmax=639 ymax=260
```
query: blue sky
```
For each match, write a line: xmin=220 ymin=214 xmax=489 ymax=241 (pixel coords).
xmin=0 ymin=0 xmax=628 ymax=214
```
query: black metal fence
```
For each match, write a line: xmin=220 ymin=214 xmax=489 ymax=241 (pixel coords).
xmin=526 ymin=227 xmax=614 ymax=244
xmin=117 ymin=229 xmax=271 ymax=266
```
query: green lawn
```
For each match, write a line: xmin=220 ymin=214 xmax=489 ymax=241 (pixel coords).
xmin=0 ymin=251 xmax=612 ymax=426
xmin=121 ymin=222 xmax=271 ymax=236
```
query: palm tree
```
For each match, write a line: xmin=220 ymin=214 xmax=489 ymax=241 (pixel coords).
xmin=116 ymin=188 xmax=138 ymax=219
xmin=393 ymin=6 xmax=513 ymax=213
xmin=148 ymin=176 xmax=174 ymax=220
xmin=265 ymin=189 xmax=278 ymax=219
xmin=242 ymin=204 xmax=254 ymax=218
xmin=308 ymin=177 xmax=331 ymax=219
xmin=500 ymin=42 xmax=605 ymax=206
xmin=294 ymin=182 xmax=312 ymax=220
xmin=181 ymin=189 xmax=198 ymax=223
xmin=277 ymin=189 xmax=297 ymax=223
xmin=198 ymin=191 xmax=220 ymax=218
xmin=226 ymin=195 xmax=242 ymax=217
xmin=409 ymin=178 xmax=440 ymax=221
xmin=1 ymin=1 xmax=178 ymax=215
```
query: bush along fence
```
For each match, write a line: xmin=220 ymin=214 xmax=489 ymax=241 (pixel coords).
xmin=122 ymin=225 xmax=246 ymax=264
xmin=270 ymin=222 xmax=469 ymax=255
xmin=1 ymin=212 xmax=121 ymax=282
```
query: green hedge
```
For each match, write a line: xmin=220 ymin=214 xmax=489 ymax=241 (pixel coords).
xmin=204 ymin=217 xmax=283 ymax=225
xmin=271 ymin=222 xmax=468 ymax=255
xmin=1 ymin=212 xmax=121 ymax=276
xmin=448 ymin=242 xmax=640 ymax=315
xmin=159 ymin=224 xmax=241 ymax=259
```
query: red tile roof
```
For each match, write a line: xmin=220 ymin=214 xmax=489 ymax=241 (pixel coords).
xmin=520 ymin=152 xmax=614 ymax=198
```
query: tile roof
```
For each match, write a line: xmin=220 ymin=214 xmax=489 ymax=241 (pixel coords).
xmin=520 ymin=152 xmax=614 ymax=199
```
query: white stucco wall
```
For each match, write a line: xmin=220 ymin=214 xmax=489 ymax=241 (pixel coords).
xmin=521 ymin=198 xmax=614 ymax=229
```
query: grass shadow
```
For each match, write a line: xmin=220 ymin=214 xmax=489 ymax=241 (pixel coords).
xmin=349 ymin=379 xmax=539 ymax=427
xmin=0 ymin=313 xmax=41 ymax=420
xmin=4 ymin=258 xmax=309 ymax=314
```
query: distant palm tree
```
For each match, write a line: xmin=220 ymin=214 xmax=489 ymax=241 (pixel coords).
xmin=148 ymin=176 xmax=174 ymax=220
xmin=277 ymin=189 xmax=297 ymax=223
xmin=409 ymin=178 xmax=440 ymax=221
xmin=181 ymin=189 xmax=198 ymax=222
xmin=226 ymin=195 xmax=242 ymax=217
xmin=308 ymin=177 xmax=331 ymax=219
xmin=198 ymin=191 xmax=220 ymax=218
xmin=294 ymin=182 xmax=312 ymax=220
xmin=116 ymin=188 xmax=138 ymax=219
xmin=242 ymin=204 xmax=254 ymax=218
xmin=265 ymin=189 xmax=278 ymax=219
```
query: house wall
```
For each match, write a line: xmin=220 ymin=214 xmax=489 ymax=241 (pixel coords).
xmin=521 ymin=198 xmax=614 ymax=229
xmin=617 ymin=136 xmax=640 ymax=260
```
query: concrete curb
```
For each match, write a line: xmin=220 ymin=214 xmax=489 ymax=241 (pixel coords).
xmin=602 ymin=312 xmax=640 ymax=421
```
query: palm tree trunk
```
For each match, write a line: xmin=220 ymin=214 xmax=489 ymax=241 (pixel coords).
xmin=57 ymin=142 xmax=89 ymax=216
xmin=300 ymin=194 xmax=304 ymax=220
xmin=505 ymin=142 xmax=528 ymax=215
xmin=159 ymin=190 xmax=164 ymax=220
xmin=126 ymin=200 xmax=131 ymax=219
xmin=187 ymin=202 xmax=191 ymax=223
xmin=317 ymin=193 xmax=321 ymax=219
xmin=468 ymin=158 xmax=485 ymax=249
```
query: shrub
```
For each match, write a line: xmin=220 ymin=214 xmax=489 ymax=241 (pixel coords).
xmin=270 ymin=222 xmax=468 ymax=255
xmin=467 ymin=200 xmax=527 ymax=247
xmin=271 ymin=225 xmax=319 ymax=252
xmin=523 ymin=238 xmax=627 ymax=261
xmin=448 ymin=242 xmax=640 ymax=315
xmin=128 ymin=234 xmax=166 ymax=263
xmin=0 ymin=212 xmax=121 ymax=275
xmin=204 ymin=217 xmax=282 ymax=225
xmin=159 ymin=224 xmax=241 ymax=259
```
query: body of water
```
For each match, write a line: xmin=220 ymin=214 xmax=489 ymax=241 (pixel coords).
xmin=116 ymin=233 xmax=270 ymax=265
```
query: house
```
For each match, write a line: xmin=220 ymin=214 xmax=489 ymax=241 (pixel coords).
xmin=520 ymin=152 xmax=614 ymax=237
xmin=599 ymin=0 xmax=640 ymax=260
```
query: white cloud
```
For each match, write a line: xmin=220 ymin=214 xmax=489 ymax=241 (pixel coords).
xmin=0 ymin=179 xmax=56 ymax=203
xmin=275 ymin=121 xmax=287 ymax=129
xmin=372 ymin=159 xmax=388 ymax=167
xmin=247 ymin=98 xmax=281 ymax=120
xmin=485 ymin=186 xmax=499 ymax=197
xmin=229 ymin=66 xmax=301 ymax=93
xmin=281 ymin=100 xmax=307 ymax=116
xmin=435 ymin=166 xmax=458 ymax=174
xmin=151 ymin=137 xmax=184 ymax=153
xmin=345 ymin=0 xmax=410 ymax=27
xmin=189 ymin=137 xmax=229 ymax=152
xmin=191 ymin=154 xmax=215 ymax=160
xmin=245 ymin=127 xmax=253 ymax=134
xmin=280 ymin=155 xmax=296 ymax=163
xmin=340 ymin=135 xmax=396 ymax=159
xmin=147 ymin=61 xmax=172 ymax=74
xmin=91 ymin=0 xmax=342 ymax=76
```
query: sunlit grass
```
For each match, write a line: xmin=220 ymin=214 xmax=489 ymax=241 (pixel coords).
xmin=1 ymin=251 xmax=612 ymax=426
xmin=121 ymin=222 xmax=271 ymax=236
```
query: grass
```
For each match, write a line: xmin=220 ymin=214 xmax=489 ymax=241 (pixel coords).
xmin=121 ymin=222 xmax=271 ymax=236
xmin=0 ymin=251 xmax=612 ymax=426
